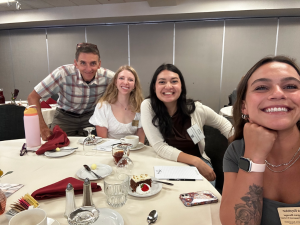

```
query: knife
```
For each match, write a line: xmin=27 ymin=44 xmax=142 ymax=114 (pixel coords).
xmin=152 ymin=180 xmax=174 ymax=186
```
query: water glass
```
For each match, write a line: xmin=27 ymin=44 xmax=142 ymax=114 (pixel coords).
xmin=83 ymin=127 xmax=97 ymax=156
xmin=104 ymin=174 xmax=129 ymax=208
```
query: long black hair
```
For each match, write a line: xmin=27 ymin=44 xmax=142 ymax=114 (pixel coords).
xmin=149 ymin=64 xmax=196 ymax=140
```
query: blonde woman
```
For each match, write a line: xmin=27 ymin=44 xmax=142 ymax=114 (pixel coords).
xmin=89 ymin=65 xmax=145 ymax=143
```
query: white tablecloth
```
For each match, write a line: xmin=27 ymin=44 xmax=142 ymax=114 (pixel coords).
xmin=41 ymin=105 xmax=57 ymax=126
xmin=0 ymin=137 xmax=222 ymax=225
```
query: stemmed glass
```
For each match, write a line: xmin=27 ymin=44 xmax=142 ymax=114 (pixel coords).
xmin=83 ymin=127 xmax=97 ymax=156
xmin=114 ymin=144 xmax=134 ymax=176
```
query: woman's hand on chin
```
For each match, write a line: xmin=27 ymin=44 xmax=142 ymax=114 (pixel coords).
xmin=243 ymin=122 xmax=278 ymax=163
xmin=195 ymin=159 xmax=216 ymax=181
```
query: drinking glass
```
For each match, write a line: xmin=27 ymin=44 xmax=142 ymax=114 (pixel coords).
xmin=104 ymin=173 xmax=129 ymax=208
xmin=67 ymin=206 xmax=99 ymax=225
xmin=112 ymin=144 xmax=134 ymax=175
xmin=83 ymin=127 xmax=97 ymax=156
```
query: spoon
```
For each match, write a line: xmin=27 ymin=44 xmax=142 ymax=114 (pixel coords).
xmin=147 ymin=210 xmax=158 ymax=225
xmin=83 ymin=165 xmax=102 ymax=179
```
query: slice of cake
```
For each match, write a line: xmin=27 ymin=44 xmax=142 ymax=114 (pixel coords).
xmin=130 ymin=174 xmax=152 ymax=192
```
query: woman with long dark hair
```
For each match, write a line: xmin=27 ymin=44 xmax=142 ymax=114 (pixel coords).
xmin=141 ymin=64 xmax=233 ymax=183
xmin=220 ymin=56 xmax=300 ymax=225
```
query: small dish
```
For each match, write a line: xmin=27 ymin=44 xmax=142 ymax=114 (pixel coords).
xmin=44 ymin=149 xmax=75 ymax=158
xmin=78 ymin=137 xmax=103 ymax=145
xmin=128 ymin=178 xmax=162 ymax=197
xmin=93 ymin=208 xmax=124 ymax=225
xmin=76 ymin=164 xmax=112 ymax=180
xmin=130 ymin=142 xmax=145 ymax=151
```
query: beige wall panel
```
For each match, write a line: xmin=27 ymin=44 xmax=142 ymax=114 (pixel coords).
xmin=47 ymin=26 xmax=86 ymax=72
xmin=175 ymin=21 xmax=224 ymax=112
xmin=86 ymin=25 xmax=128 ymax=72
xmin=277 ymin=17 xmax=300 ymax=63
xmin=0 ymin=31 xmax=14 ymax=101
xmin=130 ymin=23 xmax=174 ymax=97
xmin=10 ymin=29 xmax=49 ymax=100
xmin=221 ymin=18 xmax=277 ymax=108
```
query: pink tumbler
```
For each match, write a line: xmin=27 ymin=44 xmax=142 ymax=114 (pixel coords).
xmin=24 ymin=105 xmax=41 ymax=147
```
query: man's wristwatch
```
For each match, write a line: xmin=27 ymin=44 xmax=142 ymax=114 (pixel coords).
xmin=238 ymin=157 xmax=266 ymax=172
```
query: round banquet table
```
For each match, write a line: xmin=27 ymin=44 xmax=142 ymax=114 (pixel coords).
xmin=0 ymin=137 xmax=222 ymax=225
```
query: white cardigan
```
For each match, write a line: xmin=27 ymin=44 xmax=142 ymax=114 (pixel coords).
xmin=141 ymin=99 xmax=234 ymax=162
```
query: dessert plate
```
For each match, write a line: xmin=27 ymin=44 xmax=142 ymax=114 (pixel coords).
xmin=130 ymin=142 xmax=145 ymax=151
xmin=128 ymin=179 xmax=162 ymax=198
xmin=76 ymin=164 xmax=112 ymax=180
xmin=78 ymin=137 xmax=103 ymax=145
xmin=44 ymin=149 xmax=76 ymax=158
xmin=93 ymin=208 xmax=124 ymax=225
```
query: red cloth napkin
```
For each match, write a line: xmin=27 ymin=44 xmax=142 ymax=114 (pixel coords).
xmin=40 ymin=101 xmax=51 ymax=108
xmin=46 ymin=98 xmax=57 ymax=104
xmin=31 ymin=177 xmax=101 ymax=200
xmin=36 ymin=125 xmax=70 ymax=155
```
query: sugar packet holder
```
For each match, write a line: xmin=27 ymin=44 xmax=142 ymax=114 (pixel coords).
xmin=6 ymin=193 xmax=39 ymax=218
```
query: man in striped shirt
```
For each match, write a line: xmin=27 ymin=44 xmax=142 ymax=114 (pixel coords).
xmin=28 ymin=43 xmax=115 ymax=140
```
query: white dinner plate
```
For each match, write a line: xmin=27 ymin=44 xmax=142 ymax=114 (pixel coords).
xmin=78 ymin=137 xmax=103 ymax=145
xmin=44 ymin=149 xmax=75 ymax=158
xmin=76 ymin=164 xmax=112 ymax=180
xmin=130 ymin=142 xmax=145 ymax=151
xmin=94 ymin=208 xmax=124 ymax=225
xmin=128 ymin=179 xmax=162 ymax=197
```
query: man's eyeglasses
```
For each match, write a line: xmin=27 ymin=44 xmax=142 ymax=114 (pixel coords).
xmin=76 ymin=43 xmax=98 ymax=50
xmin=20 ymin=143 xmax=36 ymax=156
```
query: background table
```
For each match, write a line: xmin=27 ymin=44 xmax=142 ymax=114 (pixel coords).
xmin=0 ymin=137 xmax=222 ymax=225
xmin=4 ymin=100 xmax=57 ymax=126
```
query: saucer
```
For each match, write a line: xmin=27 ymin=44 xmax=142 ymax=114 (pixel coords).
xmin=76 ymin=163 xmax=112 ymax=180
xmin=94 ymin=208 xmax=124 ymax=225
xmin=130 ymin=142 xmax=145 ymax=151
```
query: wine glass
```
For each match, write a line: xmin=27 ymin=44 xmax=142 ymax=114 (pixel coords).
xmin=114 ymin=144 xmax=134 ymax=176
xmin=83 ymin=127 xmax=97 ymax=156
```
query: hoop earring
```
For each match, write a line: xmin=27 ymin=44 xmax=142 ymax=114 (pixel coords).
xmin=242 ymin=114 xmax=249 ymax=120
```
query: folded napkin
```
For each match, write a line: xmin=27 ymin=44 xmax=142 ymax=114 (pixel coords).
xmin=46 ymin=98 xmax=57 ymax=104
xmin=36 ymin=125 xmax=70 ymax=155
xmin=40 ymin=101 xmax=51 ymax=108
xmin=31 ymin=177 xmax=101 ymax=200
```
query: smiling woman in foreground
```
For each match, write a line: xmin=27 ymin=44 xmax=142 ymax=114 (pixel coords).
xmin=220 ymin=56 xmax=300 ymax=225
xmin=141 ymin=64 xmax=233 ymax=184
xmin=89 ymin=65 xmax=145 ymax=142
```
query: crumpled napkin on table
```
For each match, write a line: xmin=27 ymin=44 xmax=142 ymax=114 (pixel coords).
xmin=36 ymin=125 xmax=70 ymax=155
xmin=31 ymin=177 xmax=101 ymax=200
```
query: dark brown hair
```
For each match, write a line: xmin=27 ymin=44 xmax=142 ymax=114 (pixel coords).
xmin=233 ymin=55 xmax=300 ymax=141
xmin=75 ymin=42 xmax=100 ymax=61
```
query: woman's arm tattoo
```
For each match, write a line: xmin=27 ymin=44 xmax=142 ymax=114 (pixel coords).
xmin=234 ymin=184 xmax=263 ymax=225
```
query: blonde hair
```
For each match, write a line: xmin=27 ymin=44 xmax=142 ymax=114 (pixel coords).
xmin=98 ymin=65 xmax=144 ymax=112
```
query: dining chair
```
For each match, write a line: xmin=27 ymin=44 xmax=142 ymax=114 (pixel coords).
xmin=203 ymin=125 xmax=229 ymax=194
xmin=0 ymin=104 xmax=26 ymax=141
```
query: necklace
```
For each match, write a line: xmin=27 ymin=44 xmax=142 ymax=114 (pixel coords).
xmin=266 ymin=153 xmax=300 ymax=173
xmin=265 ymin=147 xmax=300 ymax=168
xmin=118 ymin=101 xmax=129 ymax=110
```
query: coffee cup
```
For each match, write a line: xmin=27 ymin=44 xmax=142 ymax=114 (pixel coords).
xmin=9 ymin=208 xmax=47 ymax=225
xmin=120 ymin=135 xmax=139 ymax=148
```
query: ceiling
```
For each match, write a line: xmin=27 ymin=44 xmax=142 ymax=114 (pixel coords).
xmin=0 ymin=0 xmax=186 ymax=11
